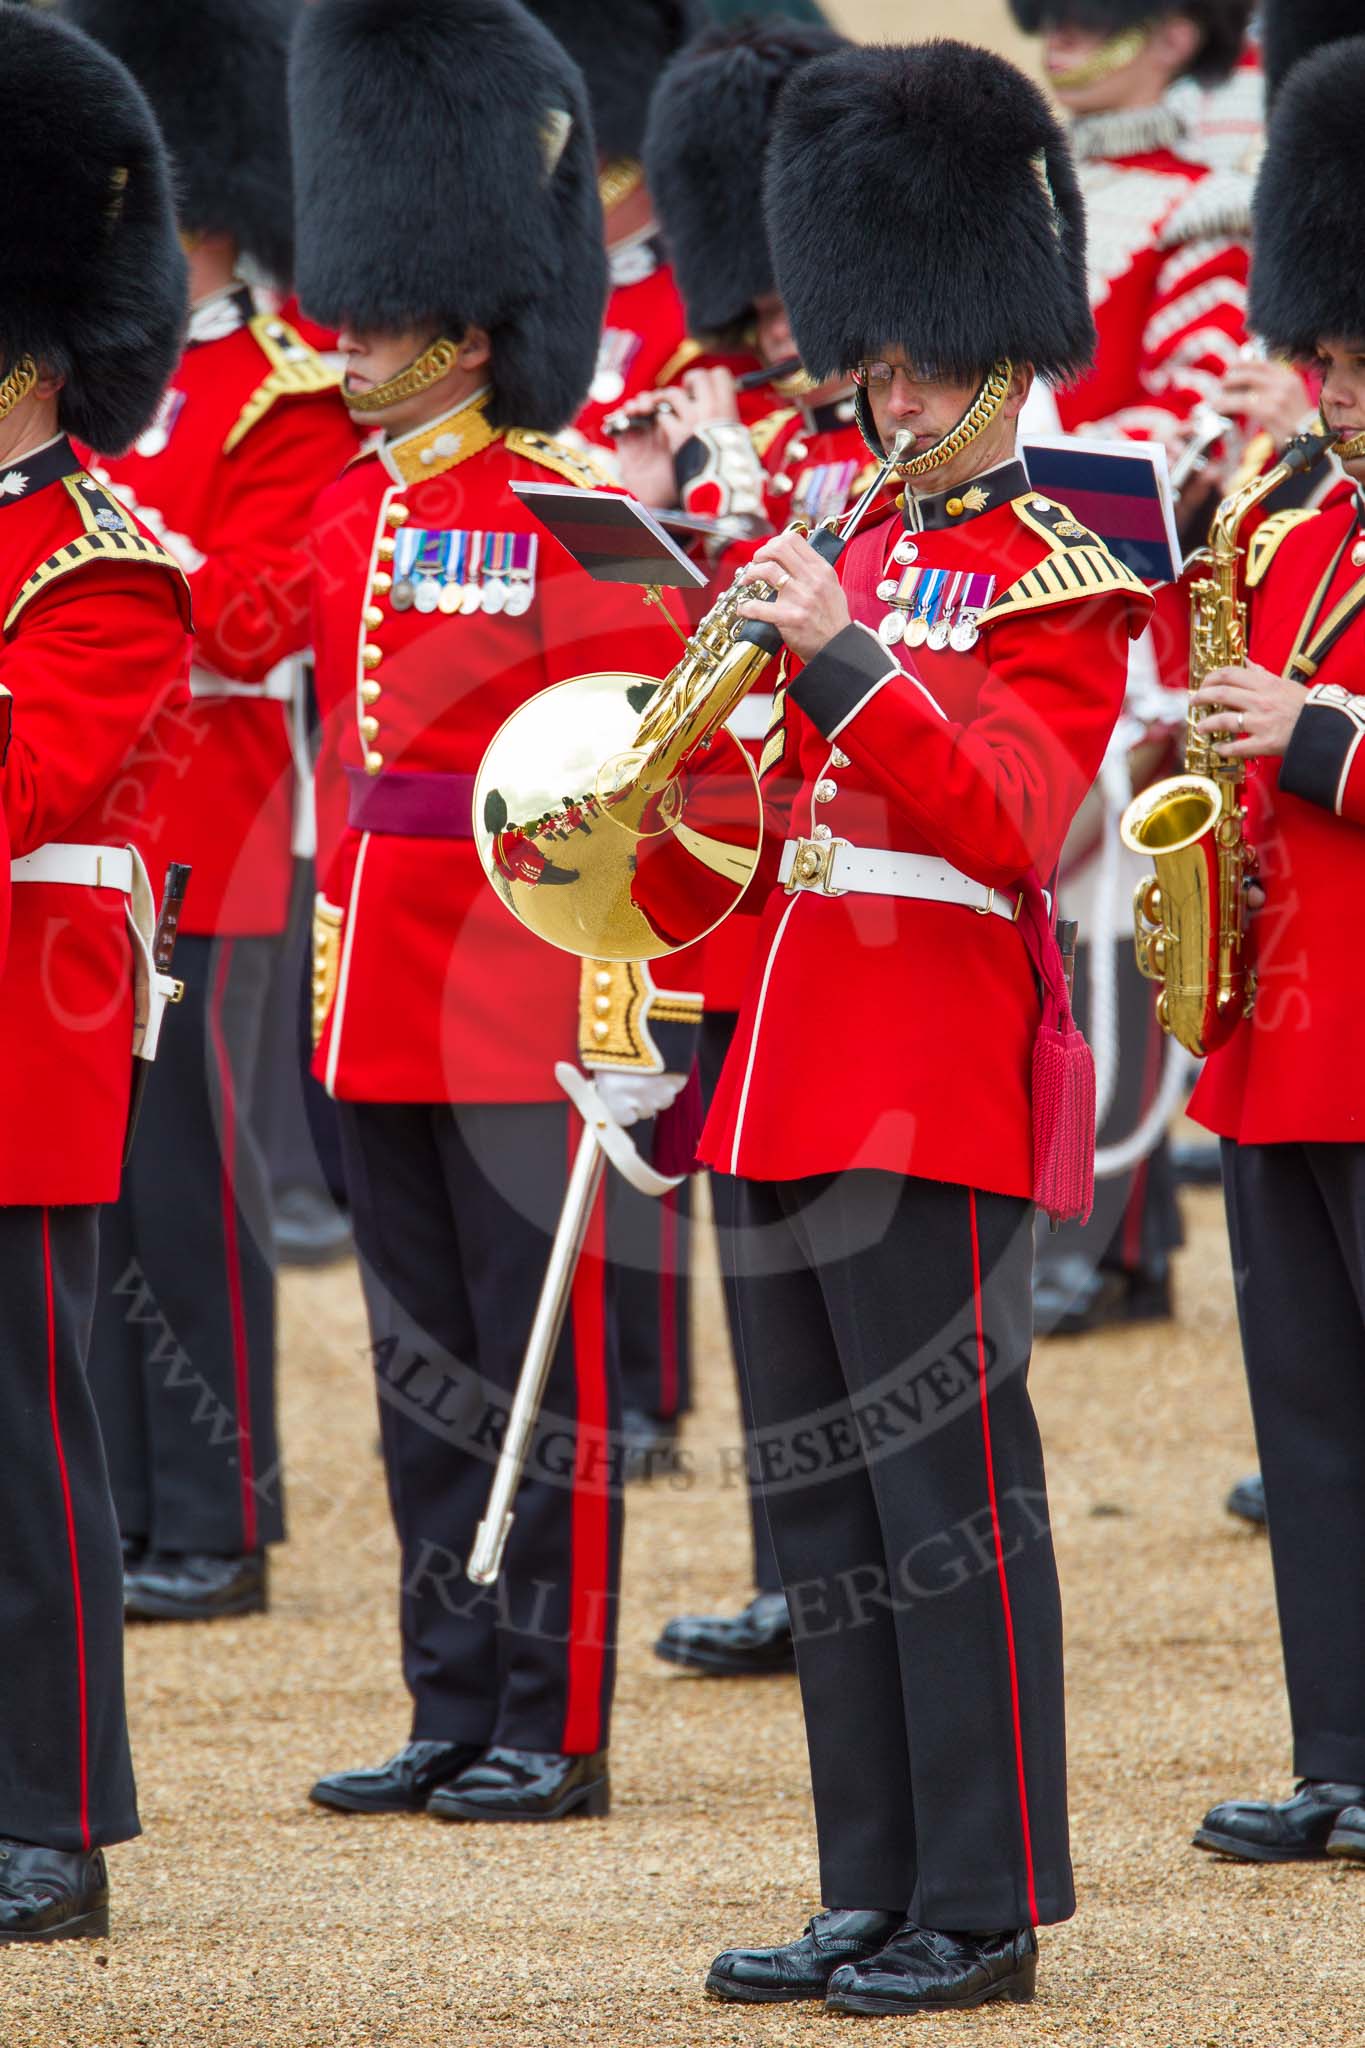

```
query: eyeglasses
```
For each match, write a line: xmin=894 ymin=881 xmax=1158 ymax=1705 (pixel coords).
xmin=852 ymin=360 xmax=947 ymax=390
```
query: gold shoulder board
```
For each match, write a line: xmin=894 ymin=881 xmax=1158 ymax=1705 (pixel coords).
xmin=1246 ymin=507 xmax=1319 ymax=589
xmin=5 ymin=475 xmax=190 ymax=635
xmin=505 ymin=427 xmax=616 ymax=490
xmin=979 ymin=495 xmax=1151 ymax=627
xmin=749 ymin=407 xmax=800 ymax=462
xmin=654 ymin=338 xmax=704 ymax=389
xmin=223 ymin=314 xmax=340 ymax=455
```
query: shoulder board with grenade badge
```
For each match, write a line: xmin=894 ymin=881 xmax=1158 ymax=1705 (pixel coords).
xmin=504 ymin=428 xmax=616 ymax=490
xmin=977 ymin=495 xmax=1151 ymax=628
xmin=5 ymin=475 xmax=190 ymax=635
xmin=223 ymin=314 xmax=340 ymax=456
xmin=750 ymin=408 xmax=800 ymax=462
xmin=1246 ymin=507 xmax=1320 ymax=589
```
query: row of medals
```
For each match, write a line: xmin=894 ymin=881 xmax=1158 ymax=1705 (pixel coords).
xmin=875 ymin=534 xmax=988 ymax=654
xmin=390 ymin=572 xmax=533 ymax=618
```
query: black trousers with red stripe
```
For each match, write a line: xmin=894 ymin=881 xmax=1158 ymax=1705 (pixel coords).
xmin=733 ymin=1171 xmax=1073 ymax=1930
xmin=0 ymin=1206 xmax=138 ymax=1850
xmin=1222 ymin=1139 xmax=1365 ymax=1785
xmin=609 ymin=1150 xmax=692 ymax=1422
xmin=701 ymin=1012 xmax=780 ymax=1593
xmin=337 ymin=1097 xmax=621 ymax=1755
xmin=89 ymin=935 xmax=283 ymax=1554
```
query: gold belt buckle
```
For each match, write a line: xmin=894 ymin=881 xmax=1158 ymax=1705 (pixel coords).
xmin=785 ymin=836 xmax=848 ymax=896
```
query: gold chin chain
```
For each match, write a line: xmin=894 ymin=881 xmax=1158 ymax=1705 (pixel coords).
xmin=345 ymin=336 xmax=460 ymax=414
xmin=896 ymin=362 xmax=1014 ymax=479
xmin=598 ymin=158 xmax=644 ymax=214
xmin=0 ymin=356 xmax=38 ymax=424
xmin=1336 ymin=428 xmax=1365 ymax=462
xmin=1052 ymin=24 xmax=1152 ymax=91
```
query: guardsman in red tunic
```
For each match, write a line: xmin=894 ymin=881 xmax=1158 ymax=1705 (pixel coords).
xmin=65 ymin=0 xmax=360 ymax=1623
xmin=0 ymin=8 xmax=190 ymax=1942
xmin=696 ymin=43 xmax=1151 ymax=2014
xmin=1180 ymin=40 xmax=1365 ymax=1869
xmin=522 ymin=0 xmax=720 ymax=450
xmin=1009 ymin=0 xmax=1253 ymax=1338
xmin=292 ymin=0 xmax=695 ymax=1826
xmin=610 ymin=15 xmax=854 ymax=1679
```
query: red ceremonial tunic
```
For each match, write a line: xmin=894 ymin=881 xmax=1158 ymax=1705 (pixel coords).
xmin=699 ymin=465 xmax=1151 ymax=1196
xmin=1191 ymin=495 xmax=1365 ymax=1144
xmin=575 ymin=235 xmax=695 ymax=449
xmin=89 ymin=284 xmax=359 ymax=936
xmin=310 ymin=391 xmax=687 ymax=1104
xmin=0 ymin=435 xmax=190 ymax=1205
xmin=690 ymin=393 xmax=884 ymax=1014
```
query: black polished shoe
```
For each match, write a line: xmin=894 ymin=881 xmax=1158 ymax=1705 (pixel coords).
xmin=654 ymin=1592 xmax=795 ymax=1676
xmin=706 ymin=1911 xmax=906 ymax=2005
xmin=309 ymin=1740 xmax=484 ymax=1815
xmin=1327 ymin=1807 xmax=1365 ymax=1861
xmin=124 ymin=1550 xmax=267 ymax=1621
xmin=825 ymin=1926 xmax=1038 ymax=2015
xmin=273 ymin=1184 xmax=353 ymax=1268
xmin=0 ymin=1843 xmax=109 ymax=1943
xmin=426 ymin=1746 xmax=609 ymax=1822
xmin=1225 ymin=1473 xmax=1267 ymax=1527
xmin=1194 ymin=1781 xmax=1365 ymax=1862
xmin=1035 ymin=1258 xmax=1172 ymax=1338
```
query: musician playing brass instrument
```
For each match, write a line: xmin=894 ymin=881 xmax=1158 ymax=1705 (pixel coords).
xmin=1171 ymin=36 xmax=1365 ymax=1870
xmin=688 ymin=41 xmax=1153 ymax=2017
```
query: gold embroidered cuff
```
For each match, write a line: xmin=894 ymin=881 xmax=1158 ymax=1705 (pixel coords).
xmin=311 ymin=894 xmax=344 ymax=1050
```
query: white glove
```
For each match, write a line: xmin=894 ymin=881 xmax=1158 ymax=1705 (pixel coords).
xmin=592 ymin=1069 xmax=688 ymax=1129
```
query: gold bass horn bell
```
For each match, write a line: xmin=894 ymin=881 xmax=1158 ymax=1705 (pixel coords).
xmin=473 ymin=432 xmax=914 ymax=962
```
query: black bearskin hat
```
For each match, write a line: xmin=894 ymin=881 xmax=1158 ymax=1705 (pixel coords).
xmin=644 ymin=16 xmax=845 ymax=343
xmin=1249 ymin=36 xmax=1365 ymax=356
xmin=0 ymin=7 xmax=186 ymax=454
xmin=522 ymin=0 xmax=710 ymax=159
xmin=291 ymin=0 xmax=607 ymax=435
xmin=767 ymin=41 xmax=1095 ymax=388
xmin=1262 ymin=0 xmax=1363 ymax=99
xmin=1008 ymin=1 xmax=1250 ymax=85
xmin=62 ymin=0 xmax=296 ymax=284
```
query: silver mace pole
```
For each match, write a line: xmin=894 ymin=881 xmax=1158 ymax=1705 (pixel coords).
xmin=466 ymin=1063 xmax=683 ymax=1587
xmin=466 ymin=1124 xmax=605 ymax=1586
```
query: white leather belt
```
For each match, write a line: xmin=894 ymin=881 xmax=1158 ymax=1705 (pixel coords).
xmin=726 ymin=691 xmax=775 ymax=742
xmin=779 ymin=838 xmax=1019 ymax=921
xmin=11 ymin=843 xmax=135 ymax=892
xmin=190 ymin=656 xmax=299 ymax=703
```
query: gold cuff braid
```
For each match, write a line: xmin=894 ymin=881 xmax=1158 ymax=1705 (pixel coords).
xmin=0 ymin=356 xmax=38 ymax=424
xmin=895 ymin=362 xmax=1014 ymax=480
xmin=345 ymin=337 xmax=460 ymax=414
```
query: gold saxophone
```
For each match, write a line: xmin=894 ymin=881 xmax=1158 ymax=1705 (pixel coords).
xmin=1120 ymin=430 xmax=1332 ymax=1056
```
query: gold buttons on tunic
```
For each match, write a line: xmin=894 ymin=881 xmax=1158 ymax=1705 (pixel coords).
xmin=360 ymin=715 xmax=380 ymax=742
xmin=364 ymin=749 xmax=384 ymax=776
xmin=386 ymin=502 xmax=410 ymax=527
xmin=814 ymin=778 xmax=837 ymax=803
xmin=832 ymin=748 xmax=850 ymax=768
xmin=377 ymin=538 xmax=397 ymax=563
xmin=946 ymin=497 xmax=964 ymax=517
xmin=363 ymin=605 xmax=385 ymax=631
xmin=361 ymin=679 xmax=382 ymax=705
xmin=362 ymin=644 xmax=383 ymax=671
xmin=371 ymin=571 xmax=393 ymax=596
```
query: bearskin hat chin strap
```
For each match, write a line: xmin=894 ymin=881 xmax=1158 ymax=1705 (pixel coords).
xmin=345 ymin=335 xmax=460 ymax=415
xmin=1051 ymin=22 xmax=1152 ymax=90
xmin=854 ymin=362 xmax=1015 ymax=477
xmin=1335 ymin=426 xmax=1365 ymax=462
xmin=0 ymin=356 xmax=37 ymax=424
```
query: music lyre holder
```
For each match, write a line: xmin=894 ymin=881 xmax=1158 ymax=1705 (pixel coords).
xmin=509 ymin=481 xmax=708 ymax=646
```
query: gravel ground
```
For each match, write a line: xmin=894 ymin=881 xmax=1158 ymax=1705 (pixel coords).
xmin=3 ymin=1182 xmax=1361 ymax=2047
